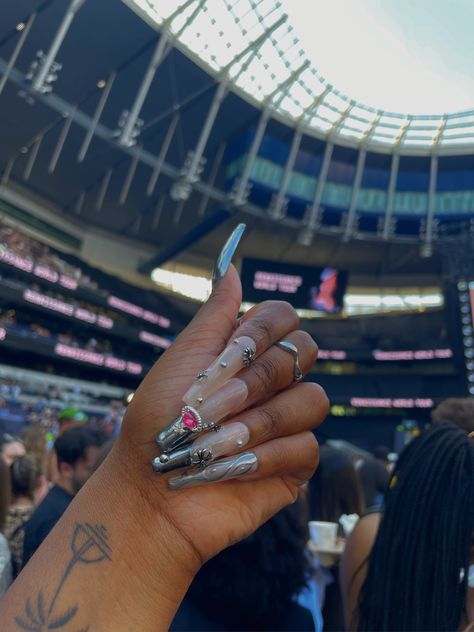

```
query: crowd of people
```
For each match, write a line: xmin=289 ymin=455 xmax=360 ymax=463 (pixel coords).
xmin=0 ymin=224 xmax=100 ymax=293
xmin=0 ymin=375 xmax=126 ymax=435
xmin=0 ymin=394 xmax=472 ymax=630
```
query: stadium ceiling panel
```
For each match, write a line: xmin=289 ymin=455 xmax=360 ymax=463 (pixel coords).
xmin=127 ymin=0 xmax=474 ymax=152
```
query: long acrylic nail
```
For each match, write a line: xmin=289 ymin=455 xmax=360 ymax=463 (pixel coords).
xmin=183 ymin=336 xmax=256 ymax=405
xmin=168 ymin=451 xmax=258 ymax=489
xmin=152 ymin=422 xmax=249 ymax=474
xmin=212 ymin=223 xmax=246 ymax=287
xmin=198 ymin=378 xmax=248 ymax=423
xmin=157 ymin=378 xmax=248 ymax=453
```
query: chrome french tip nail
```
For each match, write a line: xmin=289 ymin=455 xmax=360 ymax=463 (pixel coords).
xmin=153 ymin=422 xmax=250 ymax=474
xmin=212 ymin=222 xmax=246 ymax=286
xmin=168 ymin=451 xmax=258 ymax=490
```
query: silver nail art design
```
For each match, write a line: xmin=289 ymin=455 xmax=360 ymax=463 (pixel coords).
xmin=212 ymin=223 xmax=246 ymax=286
xmin=196 ymin=370 xmax=208 ymax=381
xmin=242 ymin=345 xmax=256 ymax=366
xmin=169 ymin=452 xmax=257 ymax=489
xmin=153 ymin=422 xmax=250 ymax=474
xmin=152 ymin=446 xmax=214 ymax=474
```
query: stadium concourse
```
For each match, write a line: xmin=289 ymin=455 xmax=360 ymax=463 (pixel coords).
xmin=0 ymin=2 xmax=473 ymax=631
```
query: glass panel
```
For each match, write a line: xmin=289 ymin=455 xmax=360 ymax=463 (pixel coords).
xmin=321 ymin=182 xmax=352 ymax=208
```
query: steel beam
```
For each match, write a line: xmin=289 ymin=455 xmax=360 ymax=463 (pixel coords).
xmin=305 ymin=140 xmax=334 ymax=229
xmin=23 ymin=137 xmax=42 ymax=181
xmin=198 ymin=141 xmax=226 ymax=217
xmin=78 ymin=71 xmax=116 ymax=162
xmin=343 ymin=148 xmax=366 ymax=241
xmin=118 ymin=35 xmax=170 ymax=148
xmin=119 ymin=152 xmax=140 ymax=205
xmin=32 ymin=0 xmax=85 ymax=93
xmin=269 ymin=127 xmax=303 ymax=219
xmin=147 ymin=113 xmax=178 ymax=196
xmin=425 ymin=154 xmax=438 ymax=248
xmin=0 ymin=12 xmax=36 ymax=96
xmin=48 ymin=113 xmax=73 ymax=173
xmin=382 ymin=153 xmax=400 ymax=239
xmin=96 ymin=168 xmax=112 ymax=211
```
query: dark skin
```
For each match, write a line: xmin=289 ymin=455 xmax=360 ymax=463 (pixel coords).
xmin=1 ymin=267 xmax=329 ymax=631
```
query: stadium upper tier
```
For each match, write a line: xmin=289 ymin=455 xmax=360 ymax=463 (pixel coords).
xmin=1 ymin=0 xmax=474 ymax=256
xmin=128 ymin=0 xmax=474 ymax=153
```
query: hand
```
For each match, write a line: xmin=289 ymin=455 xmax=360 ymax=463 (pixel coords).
xmin=111 ymin=263 xmax=329 ymax=569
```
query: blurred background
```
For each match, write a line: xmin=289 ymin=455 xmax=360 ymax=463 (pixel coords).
xmin=1 ymin=0 xmax=474 ymax=452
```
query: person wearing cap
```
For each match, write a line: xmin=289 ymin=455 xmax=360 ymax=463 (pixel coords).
xmin=47 ymin=409 xmax=88 ymax=484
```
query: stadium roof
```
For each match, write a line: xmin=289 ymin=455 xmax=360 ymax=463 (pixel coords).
xmin=127 ymin=0 xmax=474 ymax=152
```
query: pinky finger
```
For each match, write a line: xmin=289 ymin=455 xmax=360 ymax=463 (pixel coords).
xmin=168 ymin=432 xmax=319 ymax=490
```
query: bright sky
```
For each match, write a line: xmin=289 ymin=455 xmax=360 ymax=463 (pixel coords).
xmin=283 ymin=0 xmax=474 ymax=115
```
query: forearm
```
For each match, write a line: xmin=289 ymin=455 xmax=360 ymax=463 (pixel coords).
xmin=0 ymin=449 xmax=198 ymax=632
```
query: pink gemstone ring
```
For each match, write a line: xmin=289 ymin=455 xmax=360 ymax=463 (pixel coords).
xmin=178 ymin=406 xmax=203 ymax=433
xmin=155 ymin=405 xmax=215 ymax=454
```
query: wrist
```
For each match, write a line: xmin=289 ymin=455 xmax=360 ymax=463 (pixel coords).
xmin=91 ymin=443 xmax=200 ymax=623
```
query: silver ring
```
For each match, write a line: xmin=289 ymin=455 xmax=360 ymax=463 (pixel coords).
xmin=275 ymin=341 xmax=303 ymax=383
xmin=155 ymin=406 xmax=216 ymax=453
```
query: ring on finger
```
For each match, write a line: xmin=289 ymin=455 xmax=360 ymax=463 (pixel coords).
xmin=275 ymin=340 xmax=303 ymax=383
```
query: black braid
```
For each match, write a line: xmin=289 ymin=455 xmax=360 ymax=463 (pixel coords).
xmin=357 ymin=424 xmax=474 ymax=631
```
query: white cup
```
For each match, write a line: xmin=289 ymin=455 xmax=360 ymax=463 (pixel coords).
xmin=308 ymin=521 xmax=338 ymax=549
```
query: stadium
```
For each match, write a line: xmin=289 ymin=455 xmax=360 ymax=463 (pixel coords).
xmin=0 ymin=2 xmax=473 ymax=630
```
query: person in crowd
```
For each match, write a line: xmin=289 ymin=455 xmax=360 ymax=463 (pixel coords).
xmin=20 ymin=426 xmax=49 ymax=503
xmin=47 ymin=408 xmax=88 ymax=483
xmin=358 ymin=456 xmax=389 ymax=509
xmin=0 ymin=434 xmax=25 ymax=468
xmin=309 ymin=445 xmax=365 ymax=523
xmin=431 ymin=396 xmax=474 ymax=434
xmin=0 ymin=458 xmax=12 ymax=597
xmin=4 ymin=455 xmax=43 ymax=577
xmin=171 ymin=498 xmax=319 ymax=631
xmin=308 ymin=446 xmax=365 ymax=631
xmin=22 ymin=426 xmax=107 ymax=566
xmin=340 ymin=424 xmax=474 ymax=631
xmin=0 ymin=242 xmax=327 ymax=631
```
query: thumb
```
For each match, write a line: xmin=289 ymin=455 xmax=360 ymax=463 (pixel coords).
xmin=173 ymin=262 xmax=242 ymax=357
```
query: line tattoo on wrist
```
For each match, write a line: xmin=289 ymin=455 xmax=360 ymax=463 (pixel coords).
xmin=15 ymin=522 xmax=111 ymax=631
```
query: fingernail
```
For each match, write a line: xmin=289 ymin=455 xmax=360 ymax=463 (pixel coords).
xmin=212 ymin=223 xmax=246 ymax=287
xmin=198 ymin=378 xmax=248 ymax=424
xmin=168 ymin=451 xmax=258 ymax=490
xmin=157 ymin=379 xmax=248 ymax=453
xmin=152 ymin=422 xmax=249 ymax=474
xmin=183 ymin=336 xmax=256 ymax=404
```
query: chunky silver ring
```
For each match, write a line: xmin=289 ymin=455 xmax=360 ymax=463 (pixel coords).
xmin=155 ymin=406 xmax=217 ymax=453
xmin=275 ymin=341 xmax=303 ymax=383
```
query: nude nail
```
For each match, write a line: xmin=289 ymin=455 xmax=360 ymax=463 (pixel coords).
xmin=168 ymin=451 xmax=258 ymax=489
xmin=197 ymin=378 xmax=248 ymax=424
xmin=183 ymin=336 xmax=256 ymax=404
xmin=153 ymin=422 xmax=249 ymax=474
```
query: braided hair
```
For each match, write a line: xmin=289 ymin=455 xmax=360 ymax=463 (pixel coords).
xmin=357 ymin=424 xmax=474 ymax=631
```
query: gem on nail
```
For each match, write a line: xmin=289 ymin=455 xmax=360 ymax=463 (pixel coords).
xmin=196 ymin=370 xmax=208 ymax=381
xmin=220 ymin=361 xmax=228 ymax=368
xmin=179 ymin=406 xmax=202 ymax=432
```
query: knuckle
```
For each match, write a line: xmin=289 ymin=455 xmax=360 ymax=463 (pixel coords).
xmin=246 ymin=318 xmax=275 ymax=348
xmin=251 ymin=355 xmax=280 ymax=393
xmin=257 ymin=406 xmax=283 ymax=441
